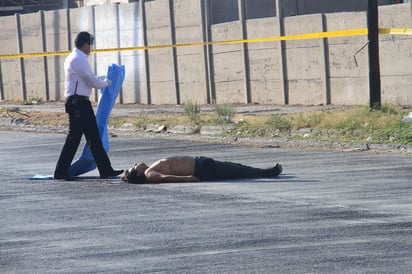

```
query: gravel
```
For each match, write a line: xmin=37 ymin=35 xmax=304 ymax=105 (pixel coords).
xmin=1 ymin=102 xmax=411 ymax=154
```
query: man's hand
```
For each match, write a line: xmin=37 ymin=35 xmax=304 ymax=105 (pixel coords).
xmin=105 ymin=79 xmax=112 ymax=87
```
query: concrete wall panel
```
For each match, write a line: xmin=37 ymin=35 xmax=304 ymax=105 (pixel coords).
xmin=324 ymin=11 xmax=367 ymax=55
xmin=44 ymin=9 xmax=69 ymax=101
xmin=145 ymin=0 xmax=175 ymax=105
xmin=285 ymin=47 xmax=322 ymax=80
xmin=43 ymin=9 xmax=69 ymax=51
xmin=70 ymin=6 xmax=94 ymax=34
xmin=20 ymin=13 xmax=47 ymax=101
xmin=173 ymin=0 xmax=207 ymax=104
xmin=177 ymin=54 xmax=205 ymax=83
xmin=328 ymin=44 xmax=369 ymax=78
xmin=325 ymin=11 xmax=370 ymax=106
xmin=150 ymin=82 xmax=177 ymax=104
xmin=179 ymin=82 xmax=208 ymax=103
xmin=211 ymin=22 xmax=245 ymax=103
xmin=325 ymin=11 xmax=366 ymax=31
xmin=0 ymin=16 xmax=21 ymax=100
xmin=213 ymin=51 xmax=244 ymax=82
xmin=250 ymin=79 xmax=284 ymax=104
xmin=283 ymin=14 xmax=325 ymax=105
xmin=176 ymin=52 xmax=207 ymax=104
xmin=1 ymin=62 xmax=21 ymax=100
xmin=0 ymin=16 xmax=18 ymax=54
xmin=147 ymin=27 xmax=172 ymax=46
xmin=173 ymin=0 xmax=202 ymax=27
xmin=145 ymin=0 xmax=170 ymax=28
xmin=284 ymin=14 xmax=323 ymax=48
xmin=176 ymin=25 xmax=204 ymax=59
xmin=380 ymin=38 xmax=412 ymax=76
xmin=248 ymin=50 xmax=281 ymax=81
xmin=288 ymin=79 xmax=325 ymax=105
xmin=20 ymin=13 xmax=42 ymax=52
xmin=379 ymin=4 xmax=411 ymax=28
xmin=211 ymin=22 xmax=243 ymax=53
xmin=214 ymin=80 xmax=246 ymax=104
xmin=175 ymin=25 xmax=203 ymax=55
xmin=382 ymin=76 xmax=412 ymax=106
xmin=246 ymin=17 xmax=281 ymax=106
xmin=246 ymin=18 xmax=280 ymax=50
xmin=330 ymin=78 xmax=369 ymax=105
xmin=121 ymin=55 xmax=148 ymax=104
xmin=149 ymin=52 xmax=174 ymax=82
xmin=94 ymin=4 xmax=120 ymax=79
xmin=380 ymin=3 xmax=412 ymax=106
xmin=118 ymin=2 xmax=145 ymax=104
xmin=175 ymin=25 xmax=202 ymax=43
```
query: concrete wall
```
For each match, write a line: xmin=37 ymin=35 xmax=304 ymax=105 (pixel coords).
xmin=43 ymin=9 xmax=70 ymax=102
xmin=284 ymin=14 xmax=327 ymax=105
xmin=118 ymin=2 xmax=146 ymax=104
xmin=211 ymin=21 xmax=246 ymax=104
xmin=379 ymin=4 xmax=412 ymax=105
xmin=246 ymin=17 xmax=283 ymax=104
xmin=0 ymin=16 xmax=21 ymax=101
xmin=209 ymin=0 xmax=394 ymax=22
xmin=145 ymin=0 xmax=176 ymax=104
xmin=326 ymin=12 xmax=369 ymax=105
xmin=1 ymin=1 xmax=412 ymax=106
xmin=295 ymin=0 xmax=392 ymax=16
xmin=174 ymin=0 xmax=208 ymax=104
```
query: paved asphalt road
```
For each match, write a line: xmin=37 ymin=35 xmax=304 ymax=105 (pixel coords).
xmin=1 ymin=130 xmax=412 ymax=273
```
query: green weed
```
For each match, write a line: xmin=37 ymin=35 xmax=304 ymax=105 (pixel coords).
xmin=184 ymin=100 xmax=201 ymax=125
xmin=213 ymin=103 xmax=234 ymax=124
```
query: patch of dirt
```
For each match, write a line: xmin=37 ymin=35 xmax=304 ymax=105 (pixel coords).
xmin=0 ymin=108 xmax=68 ymax=127
xmin=0 ymin=103 xmax=410 ymax=155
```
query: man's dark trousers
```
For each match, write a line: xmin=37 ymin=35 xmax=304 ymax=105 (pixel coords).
xmin=54 ymin=97 xmax=112 ymax=177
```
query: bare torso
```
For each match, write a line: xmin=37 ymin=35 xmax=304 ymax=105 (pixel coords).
xmin=147 ymin=156 xmax=196 ymax=176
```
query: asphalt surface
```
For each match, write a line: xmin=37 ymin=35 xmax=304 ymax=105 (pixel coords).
xmin=1 ymin=129 xmax=412 ymax=273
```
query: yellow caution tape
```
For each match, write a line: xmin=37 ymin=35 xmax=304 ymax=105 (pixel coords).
xmin=0 ymin=27 xmax=410 ymax=59
xmin=379 ymin=27 xmax=412 ymax=35
xmin=93 ymin=28 xmax=368 ymax=54
xmin=0 ymin=50 xmax=71 ymax=59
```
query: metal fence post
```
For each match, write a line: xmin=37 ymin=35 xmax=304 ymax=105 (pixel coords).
xmin=367 ymin=0 xmax=381 ymax=110
xmin=16 ymin=13 xmax=27 ymax=101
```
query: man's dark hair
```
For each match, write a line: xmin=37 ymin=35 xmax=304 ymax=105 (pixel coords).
xmin=75 ymin=31 xmax=94 ymax=48
xmin=124 ymin=169 xmax=146 ymax=184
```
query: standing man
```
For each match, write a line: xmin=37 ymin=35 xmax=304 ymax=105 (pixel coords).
xmin=54 ymin=31 xmax=123 ymax=180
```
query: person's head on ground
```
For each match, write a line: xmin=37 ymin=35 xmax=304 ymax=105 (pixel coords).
xmin=75 ymin=31 xmax=94 ymax=55
xmin=121 ymin=163 xmax=149 ymax=184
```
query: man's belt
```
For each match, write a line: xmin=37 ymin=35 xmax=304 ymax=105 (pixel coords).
xmin=68 ymin=94 xmax=89 ymax=100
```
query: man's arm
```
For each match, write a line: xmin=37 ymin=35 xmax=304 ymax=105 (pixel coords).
xmin=75 ymin=57 xmax=109 ymax=89
xmin=145 ymin=170 xmax=199 ymax=183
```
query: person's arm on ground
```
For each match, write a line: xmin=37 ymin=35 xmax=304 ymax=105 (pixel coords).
xmin=144 ymin=169 xmax=199 ymax=183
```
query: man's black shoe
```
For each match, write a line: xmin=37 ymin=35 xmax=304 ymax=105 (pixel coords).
xmin=100 ymin=169 xmax=124 ymax=179
xmin=271 ymin=163 xmax=282 ymax=176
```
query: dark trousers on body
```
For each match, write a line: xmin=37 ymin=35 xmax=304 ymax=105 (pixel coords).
xmin=54 ymin=96 xmax=112 ymax=177
xmin=193 ymin=156 xmax=277 ymax=181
